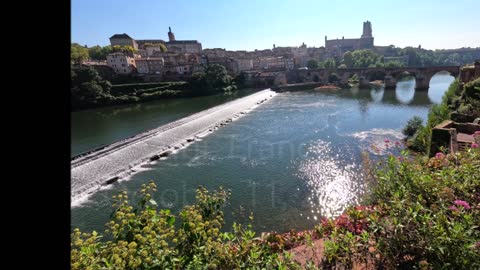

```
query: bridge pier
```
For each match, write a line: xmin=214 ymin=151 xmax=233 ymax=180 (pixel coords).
xmin=384 ymin=75 xmax=396 ymax=89
xmin=415 ymin=74 xmax=431 ymax=90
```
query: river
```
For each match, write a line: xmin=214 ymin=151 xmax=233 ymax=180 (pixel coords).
xmin=71 ymin=73 xmax=454 ymax=233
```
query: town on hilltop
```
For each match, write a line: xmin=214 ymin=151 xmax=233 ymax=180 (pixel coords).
xmin=76 ymin=21 xmax=480 ymax=86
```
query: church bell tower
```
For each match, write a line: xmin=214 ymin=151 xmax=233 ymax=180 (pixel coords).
xmin=168 ymin=26 xmax=176 ymax=42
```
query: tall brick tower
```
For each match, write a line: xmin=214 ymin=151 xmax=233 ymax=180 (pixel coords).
xmin=361 ymin=21 xmax=372 ymax=38
xmin=168 ymin=27 xmax=176 ymax=42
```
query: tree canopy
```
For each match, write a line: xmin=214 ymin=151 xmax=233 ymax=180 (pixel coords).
xmin=71 ymin=43 xmax=89 ymax=64
xmin=307 ymin=59 xmax=319 ymax=69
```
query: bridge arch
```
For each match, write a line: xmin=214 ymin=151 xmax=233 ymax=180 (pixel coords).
xmin=427 ymin=70 xmax=456 ymax=103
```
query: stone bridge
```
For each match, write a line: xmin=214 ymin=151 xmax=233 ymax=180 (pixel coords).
xmin=286 ymin=66 xmax=460 ymax=90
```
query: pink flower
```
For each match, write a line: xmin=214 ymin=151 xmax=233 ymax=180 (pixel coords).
xmin=472 ymin=143 xmax=478 ymax=148
xmin=395 ymin=141 xmax=401 ymax=146
xmin=474 ymin=131 xmax=480 ymax=135
xmin=384 ymin=139 xmax=390 ymax=143
xmin=448 ymin=205 xmax=458 ymax=211
xmin=454 ymin=200 xmax=471 ymax=209
xmin=435 ymin=152 xmax=445 ymax=159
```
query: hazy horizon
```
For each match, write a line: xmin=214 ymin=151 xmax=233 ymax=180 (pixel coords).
xmin=72 ymin=0 xmax=480 ymax=51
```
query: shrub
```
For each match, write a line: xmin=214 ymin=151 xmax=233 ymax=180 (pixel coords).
xmin=319 ymin=148 xmax=480 ymax=269
xmin=110 ymin=82 xmax=187 ymax=96
xmin=402 ymin=116 xmax=423 ymax=137
xmin=71 ymin=183 xmax=301 ymax=269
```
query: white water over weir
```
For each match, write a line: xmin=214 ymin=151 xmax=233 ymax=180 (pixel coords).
xmin=71 ymin=89 xmax=276 ymax=205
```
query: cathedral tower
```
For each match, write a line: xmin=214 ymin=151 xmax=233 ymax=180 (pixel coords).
xmin=361 ymin=21 xmax=372 ymax=38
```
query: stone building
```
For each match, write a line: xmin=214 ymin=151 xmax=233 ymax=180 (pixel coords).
xmin=106 ymin=52 xmax=138 ymax=74
xmin=165 ymin=27 xmax=202 ymax=53
xmin=232 ymin=58 xmax=254 ymax=73
xmin=136 ymin=39 xmax=166 ymax=50
xmin=109 ymin=33 xmax=138 ymax=50
xmin=325 ymin=21 xmax=374 ymax=54
xmin=135 ymin=57 xmax=165 ymax=74
xmin=256 ymin=56 xmax=294 ymax=70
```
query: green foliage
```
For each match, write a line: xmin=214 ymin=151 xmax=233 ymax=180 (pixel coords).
xmin=71 ymin=183 xmax=301 ymax=269
xmin=323 ymin=58 xmax=336 ymax=69
xmin=188 ymin=64 xmax=237 ymax=95
xmin=338 ymin=47 xmax=477 ymax=67
xmin=89 ymin=45 xmax=113 ymax=60
xmin=320 ymin=149 xmax=480 ymax=269
xmin=71 ymin=66 xmax=187 ymax=111
xmin=409 ymin=79 xmax=459 ymax=154
xmin=71 ymin=43 xmax=89 ymax=64
xmin=144 ymin=43 xmax=167 ymax=52
xmin=342 ymin=51 xmax=354 ymax=67
xmin=349 ymin=49 xmax=383 ymax=68
xmin=111 ymin=45 xmax=138 ymax=54
xmin=337 ymin=64 xmax=347 ymax=69
xmin=307 ymin=59 xmax=319 ymax=69
xmin=233 ymin=72 xmax=247 ymax=89
xmin=71 ymin=65 xmax=113 ymax=108
xmin=110 ymin=82 xmax=187 ymax=96
xmin=403 ymin=116 xmax=424 ymax=137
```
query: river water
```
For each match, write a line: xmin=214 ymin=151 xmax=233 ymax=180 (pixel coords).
xmin=71 ymin=74 xmax=454 ymax=233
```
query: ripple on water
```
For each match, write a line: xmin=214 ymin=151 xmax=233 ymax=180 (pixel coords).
xmin=296 ymin=140 xmax=365 ymax=218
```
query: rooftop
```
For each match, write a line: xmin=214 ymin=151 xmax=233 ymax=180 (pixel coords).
xmin=167 ymin=40 xmax=200 ymax=44
xmin=110 ymin=33 xmax=133 ymax=39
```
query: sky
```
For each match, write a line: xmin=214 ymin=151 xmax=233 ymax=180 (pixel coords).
xmin=72 ymin=0 xmax=479 ymax=51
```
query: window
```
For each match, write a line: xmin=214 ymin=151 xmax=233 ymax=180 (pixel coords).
xmin=124 ymin=69 xmax=127 ymax=72
xmin=122 ymin=64 xmax=125 ymax=67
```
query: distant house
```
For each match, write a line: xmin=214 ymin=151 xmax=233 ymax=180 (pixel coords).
xmin=106 ymin=52 xmax=137 ymax=74
xmin=135 ymin=57 xmax=165 ymax=74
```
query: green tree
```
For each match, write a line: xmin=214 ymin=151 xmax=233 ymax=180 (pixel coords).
xmin=342 ymin=51 xmax=354 ymax=67
xmin=350 ymin=49 xmax=381 ymax=68
xmin=89 ymin=45 xmax=113 ymax=60
xmin=307 ymin=59 xmax=319 ymax=69
xmin=385 ymin=61 xmax=405 ymax=68
xmin=402 ymin=116 xmax=423 ymax=137
xmin=324 ymin=58 xmax=336 ymax=69
xmin=188 ymin=64 xmax=236 ymax=95
xmin=71 ymin=43 xmax=89 ymax=64
xmin=71 ymin=66 xmax=113 ymax=108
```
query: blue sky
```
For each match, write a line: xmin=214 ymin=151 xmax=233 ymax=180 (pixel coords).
xmin=72 ymin=0 xmax=479 ymax=51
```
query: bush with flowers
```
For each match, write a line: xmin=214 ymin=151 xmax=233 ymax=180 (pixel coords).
xmin=71 ymin=183 xmax=302 ymax=269
xmin=318 ymin=147 xmax=480 ymax=269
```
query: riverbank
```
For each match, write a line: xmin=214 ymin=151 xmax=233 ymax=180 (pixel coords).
xmin=71 ymin=89 xmax=276 ymax=205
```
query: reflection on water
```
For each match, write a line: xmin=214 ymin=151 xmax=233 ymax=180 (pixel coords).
xmin=396 ymin=79 xmax=415 ymax=104
xmin=297 ymin=140 xmax=364 ymax=218
xmin=71 ymin=74 xmax=454 ymax=233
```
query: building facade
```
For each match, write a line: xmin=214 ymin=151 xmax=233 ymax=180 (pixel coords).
xmin=135 ymin=58 xmax=165 ymax=74
xmin=325 ymin=21 xmax=374 ymax=53
xmin=106 ymin=52 xmax=138 ymax=74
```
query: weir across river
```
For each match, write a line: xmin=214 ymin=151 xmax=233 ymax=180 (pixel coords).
xmin=71 ymin=89 xmax=276 ymax=205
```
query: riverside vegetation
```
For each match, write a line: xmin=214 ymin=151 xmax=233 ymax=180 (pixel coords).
xmin=71 ymin=146 xmax=480 ymax=269
xmin=71 ymin=64 xmax=242 ymax=111
xmin=404 ymin=76 xmax=480 ymax=154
